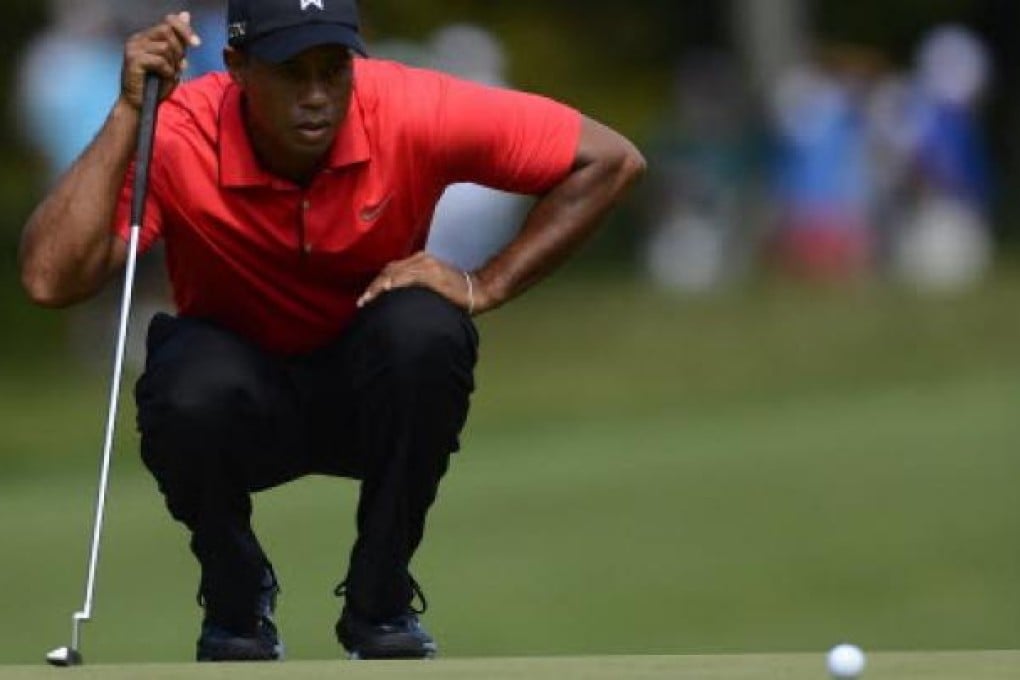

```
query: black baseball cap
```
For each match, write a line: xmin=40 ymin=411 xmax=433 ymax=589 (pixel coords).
xmin=227 ymin=0 xmax=366 ymax=63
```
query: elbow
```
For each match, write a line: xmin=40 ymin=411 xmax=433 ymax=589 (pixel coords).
xmin=19 ymin=260 xmax=74 ymax=308
xmin=621 ymin=143 xmax=647 ymax=186
xmin=18 ymin=218 xmax=69 ymax=307
xmin=608 ymin=140 xmax=647 ymax=197
xmin=21 ymin=275 xmax=65 ymax=309
xmin=576 ymin=117 xmax=647 ymax=197
xmin=18 ymin=221 xmax=115 ymax=308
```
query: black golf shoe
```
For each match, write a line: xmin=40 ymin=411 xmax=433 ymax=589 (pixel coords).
xmin=196 ymin=569 xmax=284 ymax=662
xmin=196 ymin=618 xmax=283 ymax=662
xmin=335 ymin=608 xmax=437 ymax=660
xmin=333 ymin=580 xmax=437 ymax=659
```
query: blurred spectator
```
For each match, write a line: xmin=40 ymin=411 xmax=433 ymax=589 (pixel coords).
xmin=913 ymin=26 xmax=992 ymax=206
xmin=17 ymin=0 xmax=122 ymax=182
xmin=642 ymin=52 xmax=759 ymax=292
xmin=423 ymin=24 xmax=529 ymax=272
xmin=369 ymin=37 xmax=433 ymax=68
xmin=185 ymin=0 xmax=228 ymax=79
xmin=767 ymin=52 xmax=876 ymax=282
xmin=865 ymin=73 xmax=918 ymax=269
xmin=109 ymin=0 xmax=179 ymax=34
xmin=890 ymin=25 xmax=994 ymax=292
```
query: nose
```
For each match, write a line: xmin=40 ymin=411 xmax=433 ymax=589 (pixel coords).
xmin=298 ymin=77 xmax=330 ymax=110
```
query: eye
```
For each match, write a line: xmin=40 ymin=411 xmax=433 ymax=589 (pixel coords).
xmin=324 ymin=59 xmax=349 ymax=81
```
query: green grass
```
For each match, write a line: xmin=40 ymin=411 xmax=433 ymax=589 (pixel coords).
xmin=1 ymin=652 xmax=1020 ymax=679
xmin=1 ymin=272 xmax=1018 ymax=666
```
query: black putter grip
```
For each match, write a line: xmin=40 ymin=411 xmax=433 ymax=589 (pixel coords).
xmin=130 ymin=74 xmax=161 ymax=227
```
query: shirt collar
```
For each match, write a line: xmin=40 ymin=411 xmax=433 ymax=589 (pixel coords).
xmin=219 ymin=82 xmax=370 ymax=189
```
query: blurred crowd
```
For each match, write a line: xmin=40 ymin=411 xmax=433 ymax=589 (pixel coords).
xmin=15 ymin=2 xmax=998 ymax=309
xmin=644 ymin=24 xmax=994 ymax=294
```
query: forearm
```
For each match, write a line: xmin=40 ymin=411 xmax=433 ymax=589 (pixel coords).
xmin=19 ymin=98 xmax=140 ymax=306
xmin=473 ymin=117 xmax=646 ymax=312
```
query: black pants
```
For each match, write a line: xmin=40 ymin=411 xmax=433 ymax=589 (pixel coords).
xmin=135 ymin=288 xmax=478 ymax=632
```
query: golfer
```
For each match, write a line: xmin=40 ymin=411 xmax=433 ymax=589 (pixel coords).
xmin=19 ymin=0 xmax=645 ymax=662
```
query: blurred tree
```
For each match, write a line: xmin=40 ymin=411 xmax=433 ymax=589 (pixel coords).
xmin=362 ymin=0 xmax=725 ymax=138
xmin=1 ymin=1 xmax=48 ymax=251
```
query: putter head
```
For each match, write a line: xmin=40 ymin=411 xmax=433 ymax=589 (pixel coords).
xmin=46 ymin=646 xmax=83 ymax=667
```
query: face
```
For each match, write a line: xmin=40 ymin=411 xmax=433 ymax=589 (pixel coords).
xmin=227 ymin=45 xmax=354 ymax=181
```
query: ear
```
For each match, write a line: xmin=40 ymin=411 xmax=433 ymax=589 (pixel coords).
xmin=223 ymin=46 xmax=246 ymax=84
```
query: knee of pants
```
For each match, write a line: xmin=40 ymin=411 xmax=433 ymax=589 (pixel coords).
xmin=136 ymin=329 xmax=281 ymax=480
xmin=361 ymin=288 xmax=479 ymax=375
xmin=137 ymin=368 xmax=263 ymax=526
xmin=136 ymin=367 xmax=257 ymax=503
xmin=138 ymin=364 xmax=269 ymax=437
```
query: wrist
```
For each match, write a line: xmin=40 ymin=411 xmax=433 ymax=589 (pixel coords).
xmin=470 ymin=269 xmax=504 ymax=315
xmin=111 ymin=95 xmax=143 ymax=122
xmin=462 ymin=270 xmax=476 ymax=316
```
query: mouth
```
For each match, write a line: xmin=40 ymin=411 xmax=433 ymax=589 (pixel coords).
xmin=294 ymin=120 xmax=333 ymax=144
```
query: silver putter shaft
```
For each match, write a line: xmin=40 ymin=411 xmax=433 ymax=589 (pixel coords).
xmin=47 ymin=73 xmax=161 ymax=668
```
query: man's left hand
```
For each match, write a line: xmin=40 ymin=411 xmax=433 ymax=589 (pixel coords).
xmin=357 ymin=252 xmax=486 ymax=315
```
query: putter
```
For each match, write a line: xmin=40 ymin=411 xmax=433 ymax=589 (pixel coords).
xmin=46 ymin=73 xmax=161 ymax=668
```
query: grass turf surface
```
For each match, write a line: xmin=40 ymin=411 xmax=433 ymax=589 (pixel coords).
xmin=1 ymin=271 xmax=1018 ymax=665
xmin=1 ymin=652 xmax=1019 ymax=679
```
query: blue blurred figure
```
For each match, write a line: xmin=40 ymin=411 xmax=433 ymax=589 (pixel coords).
xmin=423 ymin=24 xmax=529 ymax=272
xmin=185 ymin=0 xmax=228 ymax=79
xmin=912 ymin=26 xmax=992 ymax=210
xmin=768 ymin=58 xmax=874 ymax=281
xmin=18 ymin=0 xmax=122 ymax=182
xmin=889 ymin=25 xmax=994 ymax=291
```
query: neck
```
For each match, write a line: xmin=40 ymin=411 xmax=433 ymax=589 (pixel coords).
xmin=251 ymin=139 xmax=323 ymax=187
xmin=243 ymin=107 xmax=325 ymax=186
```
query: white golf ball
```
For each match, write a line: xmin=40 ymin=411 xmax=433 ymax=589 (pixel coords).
xmin=827 ymin=643 xmax=866 ymax=678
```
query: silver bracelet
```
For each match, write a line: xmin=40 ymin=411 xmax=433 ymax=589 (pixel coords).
xmin=463 ymin=271 xmax=475 ymax=315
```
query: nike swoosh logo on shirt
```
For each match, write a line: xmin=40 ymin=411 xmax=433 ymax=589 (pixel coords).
xmin=359 ymin=193 xmax=394 ymax=223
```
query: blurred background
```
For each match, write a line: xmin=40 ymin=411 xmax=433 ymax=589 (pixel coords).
xmin=1 ymin=0 xmax=1018 ymax=665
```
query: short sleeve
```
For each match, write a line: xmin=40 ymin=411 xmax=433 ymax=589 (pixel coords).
xmin=112 ymin=158 xmax=165 ymax=253
xmin=421 ymin=72 xmax=582 ymax=195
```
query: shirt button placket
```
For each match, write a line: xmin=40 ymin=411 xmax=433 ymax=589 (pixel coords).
xmin=301 ymin=198 xmax=312 ymax=255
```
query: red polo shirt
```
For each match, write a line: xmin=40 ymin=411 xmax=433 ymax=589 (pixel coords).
xmin=114 ymin=58 xmax=581 ymax=355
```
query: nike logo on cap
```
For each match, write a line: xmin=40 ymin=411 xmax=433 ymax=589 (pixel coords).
xmin=359 ymin=194 xmax=393 ymax=223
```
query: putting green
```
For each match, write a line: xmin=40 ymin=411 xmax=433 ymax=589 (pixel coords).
xmin=4 ymin=276 xmax=1020 ymax=667
xmin=1 ymin=651 xmax=1017 ymax=679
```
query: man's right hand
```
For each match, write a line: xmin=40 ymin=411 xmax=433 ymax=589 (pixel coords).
xmin=121 ymin=11 xmax=202 ymax=110
xmin=19 ymin=13 xmax=199 ymax=307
